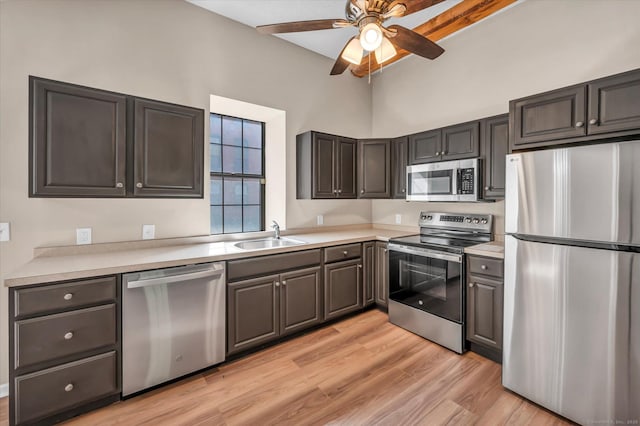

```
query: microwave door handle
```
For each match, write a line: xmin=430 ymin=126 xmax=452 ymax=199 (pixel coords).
xmin=452 ymin=169 xmax=459 ymax=195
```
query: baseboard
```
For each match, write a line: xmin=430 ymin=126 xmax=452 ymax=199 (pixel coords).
xmin=0 ymin=382 xmax=8 ymax=398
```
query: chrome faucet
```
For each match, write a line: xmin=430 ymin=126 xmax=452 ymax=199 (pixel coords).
xmin=271 ymin=220 xmax=281 ymax=239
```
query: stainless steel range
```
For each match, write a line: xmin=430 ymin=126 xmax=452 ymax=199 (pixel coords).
xmin=388 ymin=212 xmax=493 ymax=353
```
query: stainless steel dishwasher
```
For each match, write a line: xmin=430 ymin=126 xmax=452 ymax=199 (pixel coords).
xmin=122 ymin=262 xmax=225 ymax=396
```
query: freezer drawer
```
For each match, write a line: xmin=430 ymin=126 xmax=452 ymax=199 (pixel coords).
xmin=505 ymin=139 xmax=640 ymax=245
xmin=503 ymin=235 xmax=640 ymax=424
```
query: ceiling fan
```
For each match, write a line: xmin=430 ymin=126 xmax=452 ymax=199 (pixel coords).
xmin=256 ymin=0 xmax=446 ymax=76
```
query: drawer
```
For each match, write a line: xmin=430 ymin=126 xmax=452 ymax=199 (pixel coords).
xmin=324 ymin=243 xmax=362 ymax=263
xmin=468 ymin=256 xmax=504 ymax=278
xmin=15 ymin=276 xmax=117 ymax=317
xmin=227 ymin=249 xmax=321 ymax=281
xmin=15 ymin=351 xmax=118 ymax=425
xmin=15 ymin=304 xmax=117 ymax=369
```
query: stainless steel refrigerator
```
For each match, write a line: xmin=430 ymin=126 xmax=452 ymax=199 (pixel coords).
xmin=503 ymin=140 xmax=640 ymax=425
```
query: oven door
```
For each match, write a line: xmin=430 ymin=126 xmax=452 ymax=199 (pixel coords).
xmin=388 ymin=243 xmax=463 ymax=323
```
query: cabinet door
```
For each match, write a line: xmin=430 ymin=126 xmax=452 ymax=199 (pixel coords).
xmin=511 ymin=85 xmax=587 ymax=147
xmin=408 ymin=129 xmax=441 ymax=164
xmin=279 ymin=267 xmax=322 ymax=336
xmin=588 ymin=69 xmax=640 ymax=135
xmin=227 ymin=275 xmax=279 ymax=355
xmin=391 ymin=136 xmax=408 ymax=199
xmin=358 ymin=139 xmax=391 ymax=198
xmin=133 ymin=98 xmax=204 ymax=198
xmin=336 ymin=137 xmax=357 ymax=198
xmin=324 ymin=259 xmax=362 ymax=320
xmin=362 ymin=242 xmax=375 ymax=306
xmin=441 ymin=121 xmax=480 ymax=160
xmin=29 ymin=77 xmax=127 ymax=197
xmin=374 ymin=242 xmax=389 ymax=307
xmin=481 ymin=115 xmax=509 ymax=200
xmin=466 ymin=274 xmax=503 ymax=350
xmin=312 ymin=133 xmax=336 ymax=198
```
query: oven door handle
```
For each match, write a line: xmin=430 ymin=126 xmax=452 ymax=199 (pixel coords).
xmin=388 ymin=244 xmax=463 ymax=263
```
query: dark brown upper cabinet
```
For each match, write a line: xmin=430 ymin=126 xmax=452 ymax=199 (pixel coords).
xmin=510 ymin=68 xmax=640 ymax=150
xmin=132 ymin=99 xmax=203 ymax=198
xmin=408 ymin=129 xmax=441 ymax=164
xmin=29 ymin=76 xmax=204 ymax=198
xmin=441 ymin=121 xmax=480 ymax=160
xmin=357 ymin=139 xmax=391 ymax=198
xmin=391 ymin=136 xmax=408 ymax=199
xmin=409 ymin=122 xmax=479 ymax=165
xmin=29 ymin=77 xmax=127 ymax=197
xmin=296 ymin=131 xmax=357 ymax=199
xmin=481 ymin=114 xmax=509 ymax=200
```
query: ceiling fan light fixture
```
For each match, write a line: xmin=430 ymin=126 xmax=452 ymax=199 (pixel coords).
xmin=341 ymin=37 xmax=364 ymax=65
xmin=359 ymin=22 xmax=383 ymax=51
xmin=374 ymin=36 xmax=397 ymax=64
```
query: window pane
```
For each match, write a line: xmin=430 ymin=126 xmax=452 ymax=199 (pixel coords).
xmin=243 ymin=148 xmax=262 ymax=175
xmin=224 ymin=206 xmax=243 ymax=233
xmin=222 ymin=116 xmax=242 ymax=146
xmin=210 ymin=143 xmax=221 ymax=173
xmin=243 ymin=206 xmax=261 ymax=232
xmin=222 ymin=145 xmax=242 ymax=174
xmin=210 ymin=206 xmax=222 ymax=235
xmin=224 ymin=177 xmax=243 ymax=205
xmin=243 ymin=120 xmax=262 ymax=149
xmin=210 ymin=177 xmax=223 ymax=205
xmin=210 ymin=114 xmax=221 ymax=144
xmin=243 ymin=178 xmax=261 ymax=205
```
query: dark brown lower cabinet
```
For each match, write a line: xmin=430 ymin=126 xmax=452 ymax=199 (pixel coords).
xmin=375 ymin=242 xmax=389 ymax=307
xmin=9 ymin=276 xmax=121 ymax=426
xmin=466 ymin=255 xmax=504 ymax=362
xmin=279 ymin=267 xmax=322 ymax=336
xmin=362 ymin=242 xmax=375 ymax=306
xmin=324 ymin=259 xmax=362 ymax=320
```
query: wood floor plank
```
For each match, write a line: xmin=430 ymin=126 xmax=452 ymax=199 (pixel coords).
xmin=0 ymin=396 xmax=7 ymax=426
xmin=63 ymin=310 xmax=571 ymax=426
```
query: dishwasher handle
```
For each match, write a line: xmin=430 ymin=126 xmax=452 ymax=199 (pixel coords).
xmin=127 ymin=267 xmax=224 ymax=289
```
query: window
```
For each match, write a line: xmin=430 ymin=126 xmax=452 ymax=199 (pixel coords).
xmin=209 ymin=114 xmax=265 ymax=234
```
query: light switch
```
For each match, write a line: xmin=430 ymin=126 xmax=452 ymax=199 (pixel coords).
xmin=76 ymin=228 xmax=92 ymax=245
xmin=0 ymin=223 xmax=10 ymax=242
xmin=142 ymin=224 xmax=155 ymax=240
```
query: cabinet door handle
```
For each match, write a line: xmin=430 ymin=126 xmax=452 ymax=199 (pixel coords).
xmin=63 ymin=293 xmax=73 ymax=301
xmin=589 ymin=118 xmax=598 ymax=125
xmin=384 ymin=248 xmax=388 ymax=253
xmin=338 ymin=189 xmax=342 ymax=194
xmin=401 ymin=188 xmax=405 ymax=193
xmin=282 ymin=280 xmax=287 ymax=286
xmin=481 ymin=265 xmax=488 ymax=270
xmin=469 ymin=282 xmax=475 ymax=288
xmin=484 ymin=186 xmax=490 ymax=191
xmin=136 ymin=182 xmax=143 ymax=188
xmin=64 ymin=332 xmax=74 ymax=340
xmin=116 ymin=182 xmax=123 ymax=188
xmin=275 ymin=282 xmax=280 ymax=287
xmin=64 ymin=384 xmax=74 ymax=392
xmin=435 ymin=152 xmax=440 ymax=156
xmin=358 ymin=264 xmax=363 ymax=269
xmin=442 ymin=151 xmax=447 ymax=155
xmin=575 ymin=121 xmax=584 ymax=128
xmin=360 ymin=189 xmax=364 ymax=194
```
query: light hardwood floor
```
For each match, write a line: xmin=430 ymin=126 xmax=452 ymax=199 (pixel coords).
xmin=1 ymin=309 xmax=573 ymax=426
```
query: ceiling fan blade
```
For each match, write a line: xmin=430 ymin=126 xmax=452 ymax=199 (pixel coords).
xmin=256 ymin=19 xmax=350 ymax=34
xmin=388 ymin=0 xmax=446 ymax=17
xmin=386 ymin=25 xmax=444 ymax=59
xmin=330 ymin=37 xmax=357 ymax=75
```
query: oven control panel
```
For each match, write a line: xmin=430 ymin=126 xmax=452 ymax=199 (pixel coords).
xmin=419 ymin=212 xmax=493 ymax=232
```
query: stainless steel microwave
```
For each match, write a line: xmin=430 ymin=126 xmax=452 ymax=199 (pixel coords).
xmin=406 ymin=158 xmax=481 ymax=202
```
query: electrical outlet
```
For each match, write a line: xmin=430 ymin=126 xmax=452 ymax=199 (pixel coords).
xmin=317 ymin=215 xmax=324 ymax=226
xmin=0 ymin=223 xmax=10 ymax=242
xmin=395 ymin=214 xmax=402 ymax=225
xmin=76 ymin=228 xmax=92 ymax=245
xmin=142 ymin=224 xmax=155 ymax=240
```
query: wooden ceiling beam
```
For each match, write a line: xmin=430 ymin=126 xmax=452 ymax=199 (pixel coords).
xmin=350 ymin=0 xmax=518 ymax=78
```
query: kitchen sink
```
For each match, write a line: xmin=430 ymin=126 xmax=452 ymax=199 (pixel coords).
xmin=233 ymin=237 xmax=306 ymax=250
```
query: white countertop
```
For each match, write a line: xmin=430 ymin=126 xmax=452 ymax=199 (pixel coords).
xmin=4 ymin=227 xmax=415 ymax=287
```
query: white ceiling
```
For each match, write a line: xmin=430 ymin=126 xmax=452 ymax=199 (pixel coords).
xmin=187 ymin=0 xmax=464 ymax=60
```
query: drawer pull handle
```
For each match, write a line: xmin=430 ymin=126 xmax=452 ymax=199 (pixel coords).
xmin=575 ymin=121 xmax=584 ymax=128
xmin=63 ymin=293 xmax=73 ymax=301
xmin=343 ymin=250 xmax=348 ymax=256
xmin=116 ymin=182 xmax=124 ymax=188
xmin=64 ymin=332 xmax=74 ymax=340
xmin=136 ymin=182 xmax=143 ymax=188
xmin=589 ymin=118 xmax=598 ymax=125
xmin=65 ymin=384 xmax=74 ymax=392
xmin=481 ymin=265 xmax=488 ymax=270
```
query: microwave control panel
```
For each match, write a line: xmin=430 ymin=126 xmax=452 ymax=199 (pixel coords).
xmin=458 ymin=168 xmax=475 ymax=194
